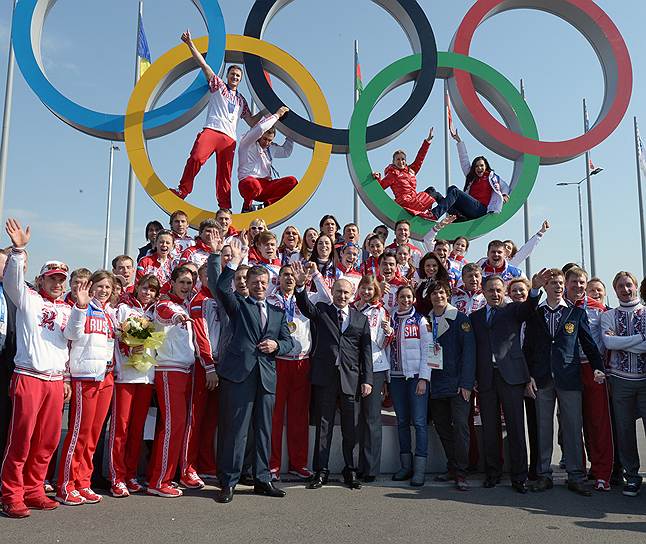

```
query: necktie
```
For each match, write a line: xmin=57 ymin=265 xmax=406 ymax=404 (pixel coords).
xmin=257 ymin=301 xmax=267 ymax=331
xmin=487 ymin=307 xmax=496 ymax=325
xmin=337 ymin=308 xmax=344 ymax=332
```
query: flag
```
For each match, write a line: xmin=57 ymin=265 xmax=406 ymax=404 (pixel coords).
xmin=638 ymin=124 xmax=646 ymax=178
xmin=445 ymin=89 xmax=455 ymax=136
xmin=137 ymin=14 xmax=151 ymax=78
xmin=589 ymin=157 xmax=596 ymax=172
xmin=354 ymin=48 xmax=363 ymax=96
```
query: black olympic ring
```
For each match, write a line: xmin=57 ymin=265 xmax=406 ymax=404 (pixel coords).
xmin=242 ymin=0 xmax=438 ymax=153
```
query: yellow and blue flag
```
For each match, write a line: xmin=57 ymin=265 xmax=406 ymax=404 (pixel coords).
xmin=137 ymin=14 xmax=151 ymax=77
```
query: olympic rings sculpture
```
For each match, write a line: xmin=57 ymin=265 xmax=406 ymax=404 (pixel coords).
xmin=11 ymin=0 xmax=633 ymax=239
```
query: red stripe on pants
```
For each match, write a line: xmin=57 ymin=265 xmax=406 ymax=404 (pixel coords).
xmin=178 ymin=128 xmax=236 ymax=209
xmin=148 ymin=371 xmax=191 ymax=489
xmin=57 ymin=374 xmax=114 ymax=494
xmin=238 ymin=176 xmax=298 ymax=209
xmin=581 ymin=364 xmax=614 ymax=482
xmin=1 ymin=374 xmax=64 ymax=505
xmin=270 ymin=358 xmax=311 ymax=473
xmin=108 ymin=382 xmax=154 ymax=484
xmin=181 ymin=365 xmax=218 ymax=476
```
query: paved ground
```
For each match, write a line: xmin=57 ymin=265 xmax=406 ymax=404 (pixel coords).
xmin=2 ymin=474 xmax=644 ymax=544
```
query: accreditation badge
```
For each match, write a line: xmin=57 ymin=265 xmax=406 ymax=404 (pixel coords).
xmin=564 ymin=322 xmax=575 ymax=335
xmin=288 ymin=321 xmax=297 ymax=333
xmin=428 ymin=342 xmax=443 ymax=370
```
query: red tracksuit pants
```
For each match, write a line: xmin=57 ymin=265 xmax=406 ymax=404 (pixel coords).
xmin=108 ymin=382 xmax=154 ymax=485
xmin=238 ymin=176 xmax=298 ymax=209
xmin=148 ymin=370 xmax=191 ymax=490
xmin=181 ymin=365 xmax=219 ymax=477
xmin=581 ymin=364 xmax=614 ymax=482
xmin=178 ymin=128 xmax=236 ymax=209
xmin=1 ymin=374 xmax=64 ymax=506
xmin=57 ymin=374 xmax=114 ymax=496
xmin=270 ymin=358 xmax=310 ymax=473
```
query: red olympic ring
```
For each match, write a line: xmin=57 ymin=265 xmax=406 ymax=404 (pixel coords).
xmin=451 ymin=0 xmax=632 ymax=164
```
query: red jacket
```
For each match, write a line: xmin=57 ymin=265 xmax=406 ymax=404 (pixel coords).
xmin=378 ymin=139 xmax=435 ymax=216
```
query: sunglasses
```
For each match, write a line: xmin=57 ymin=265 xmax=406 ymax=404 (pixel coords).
xmin=43 ymin=262 xmax=69 ymax=272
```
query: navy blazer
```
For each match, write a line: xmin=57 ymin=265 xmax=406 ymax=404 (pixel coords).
xmin=215 ymin=265 xmax=294 ymax=393
xmin=429 ymin=310 xmax=476 ymax=399
xmin=523 ymin=303 xmax=604 ymax=391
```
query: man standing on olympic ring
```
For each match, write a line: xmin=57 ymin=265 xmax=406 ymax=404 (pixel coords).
xmin=171 ymin=30 xmax=259 ymax=209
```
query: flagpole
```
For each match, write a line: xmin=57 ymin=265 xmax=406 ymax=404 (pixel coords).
xmin=0 ymin=0 xmax=18 ymax=225
xmin=124 ymin=1 xmax=144 ymax=256
xmin=634 ymin=116 xmax=646 ymax=275
xmin=353 ymin=40 xmax=360 ymax=229
xmin=103 ymin=143 xmax=119 ymax=269
xmin=443 ymin=81 xmax=451 ymax=193
xmin=520 ymin=79 xmax=531 ymax=276
xmin=583 ymin=98 xmax=596 ymax=276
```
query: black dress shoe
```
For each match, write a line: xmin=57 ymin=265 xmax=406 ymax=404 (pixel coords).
xmin=253 ymin=480 xmax=286 ymax=498
xmin=567 ymin=481 xmax=592 ymax=497
xmin=342 ymin=468 xmax=362 ymax=490
xmin=308 ymin=469 xmax=330 ymax=489
xmin=216 ymin=486 xmax=234 ymax=504
xmin=362 ymin=475 xmax=376 ymax=483
xmin=512 ymin=480 xmax=529 ymax=494
xmin=531 ymin=477 xmax=553 ymax=492
xmin=238 ymin=475 xmax=255 ymax=487
xmin=483 ymin=476 xmax=500 ymax=488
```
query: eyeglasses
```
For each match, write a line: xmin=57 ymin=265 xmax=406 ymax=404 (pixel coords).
xmin=250 ymin=226 xmax=265 ymax=231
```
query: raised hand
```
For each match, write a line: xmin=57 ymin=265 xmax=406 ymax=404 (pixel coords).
xmin=208 ymin=230 xmax=224 ymax=253
xmin=291 ymin=261 xmax=311 ymax=287
xmin=539 ymin=219 xmax=550 ymax=234
xmin=437 ymin=214 xmax=457 ymax=230
xmin=450 ymin=126 xmax=461 ymax=142
xmin=229 ymin=237 xmax=243 ymax=264
xmin=276 ymin=106 xmax=289 ymax=118
xmin=427 ymin=127 xmax=434 ymax=141
xmin=372 ymin=172 xmax=382 ymax=181
xmin=75 ymin=279 xmax=92 ymax=308
xmin=531 ymin=267 xmax=552 ymax=290
xmin=181 ymin=29 xmax=192 ymax=44
xmin=5 ymin=218 xmax=31 ymax=248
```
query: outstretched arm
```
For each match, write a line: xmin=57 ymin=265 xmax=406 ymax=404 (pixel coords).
xmin=422 ymin=215 xmax=457 ymax=253
xmin=181 ymin=29 xmax=215 ymax=82
xmin=509 ymin=220 xmax=549 ymax=268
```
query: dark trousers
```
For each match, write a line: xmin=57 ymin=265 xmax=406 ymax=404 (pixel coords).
xmin=311 ymin=372 xmax=359 ymax=472
xmin=479 ymin=370 xmax=528 ymax=482
xmin=430 ymin=185 xmax=488 ymax=219
xmin=217 ymin=367 xmax=274 ymax=487
xmin=524 ymin=396 xmax=539 ymax=478
xmin=430 ymin=394 xmax=471 ymax=478
xmin=358 ymin=370 xmax=387 ymax=477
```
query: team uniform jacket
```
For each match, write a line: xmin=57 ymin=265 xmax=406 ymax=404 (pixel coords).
xmin=4 ymin=250 xmax=85 ymax=381
xmin=451 ymin=288 xmax=487 ymax=316
xmin=205 ymin=74 xmax=251 ymax=139
xmin=237 ymin=114 xmax=294 ymax=180
xmin=380 ymin=275 xmax=408 ymax=315
xmin=457 ymin=141 xmax=510 ymax=214
xmin=172 ymin=234 xmax=195 ymax=260
xmin=311 ymin=259 xmax=341 ymax=291
xmin=66 ymin=299 xmax=116 ymax=381
xmin=355 ymin=301 xmax=393 ymax=373
xmin=386 ymin=241 xmax=423 ymax=267
xmin=336 ymin=264 xmax=362 ymax=297
xmin=179 ymin=238 xmax=213 ymax=269
xmin=267 ymin=289 xmax=311 ymax=360
xmin=189 ymin=286 xmax=220 ymax=374
xmin=481 ymin=259 xmax=523 ymax=283
xmin=389 ymin=307 xmax=433 ymax=381
xmin=154 ymin=294 xmax=197 ymax=373
xmin=600 ymin=300 xmax=646 ymax=381
xmin=377 ymin=139 xmax=435 ymax=218
xmin=136 ymin=254 xmax=175 ymax=286
xmin=571 ymin=295 xmax=607 ymax=361
xmin=361 ymin=256 xmax=380 ymax=278
xmin=114 ymin=295 xmax=155 ymax=384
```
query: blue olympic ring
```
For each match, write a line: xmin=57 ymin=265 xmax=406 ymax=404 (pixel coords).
xmin=11 ymin=0 xmax=226 ymax=141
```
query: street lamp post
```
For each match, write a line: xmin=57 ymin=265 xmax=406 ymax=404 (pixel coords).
xmin=556 ymin=167 xmax=603 ymax=272
xmin=103 ymin=143 xmax=120 ymax=269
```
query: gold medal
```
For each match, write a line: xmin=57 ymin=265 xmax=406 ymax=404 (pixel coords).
xmin=288 ymin=321 xmax=297 ymax=333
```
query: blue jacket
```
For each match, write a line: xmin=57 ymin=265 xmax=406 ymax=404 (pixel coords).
xmin=428 ymin=306 xmax=476 ymax=398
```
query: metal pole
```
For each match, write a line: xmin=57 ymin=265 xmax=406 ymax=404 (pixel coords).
xmin=0 ymin=0 xmax=18 ymax=225
xmin=520 ymin=78 xmax=531 ymax=276
xmin=634 ymin=117 xmax=646 ymax=275
xmin=353 ymin=40 xmax=360 ymax=228
xmin=576 ymin=182 xmax=585 ymax=270
xmin=443 ymin=80 xmax=451 ymax=193
xmin=124 ymin=1 xmax=143 ymax=256
xmin=103 ymin=144 xmax=118 ymax=269
xmin=583 ymin=98 xmax=596 ymax=275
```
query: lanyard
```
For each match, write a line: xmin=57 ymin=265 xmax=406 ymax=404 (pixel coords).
xmin=277 ymin=291 xmax=296 ymax=322
xmin=431 ymin=313 xmax=439 ymax=345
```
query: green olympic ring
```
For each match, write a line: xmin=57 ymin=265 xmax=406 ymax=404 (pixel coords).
xmin=348 ymin=51 xmax=540 ymax=241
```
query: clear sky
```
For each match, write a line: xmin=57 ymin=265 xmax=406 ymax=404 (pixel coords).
xmin=0 ymin=0 xmax=644 ymax=301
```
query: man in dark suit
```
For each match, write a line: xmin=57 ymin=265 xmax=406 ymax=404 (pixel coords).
xmin=524 ymin=268 xmax=606 ymax=496
xmin=214 ymin=239 xmax=294 ymax=503
xmin=471 ymin=270 xmax=548 ymax=493
xmin=292 ymin=262 xmax=373 ymax=489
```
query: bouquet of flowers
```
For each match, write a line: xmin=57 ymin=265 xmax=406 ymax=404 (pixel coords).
xmin=119 ymin=316 xmax=165 ymax=373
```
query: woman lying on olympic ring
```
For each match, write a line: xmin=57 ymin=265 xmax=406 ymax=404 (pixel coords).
xmin=373 ymin=127 xmax=510 ymax=222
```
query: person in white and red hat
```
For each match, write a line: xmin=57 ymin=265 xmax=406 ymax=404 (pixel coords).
xmin=0 ymin=219 xmax=87 ymax=518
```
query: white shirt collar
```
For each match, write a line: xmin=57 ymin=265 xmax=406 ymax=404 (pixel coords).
xmin=539 ymin=299 xmax=568 ymax=310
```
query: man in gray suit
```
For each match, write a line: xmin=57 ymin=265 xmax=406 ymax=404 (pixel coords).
xmin=471 ymin=269 xmax=549 ymax=493
xmin=214 ymin=239 xmax=294 ymax=503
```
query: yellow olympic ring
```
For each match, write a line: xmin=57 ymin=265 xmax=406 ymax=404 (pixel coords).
xmin=124 ymin=35 xmax=332 ymax=229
